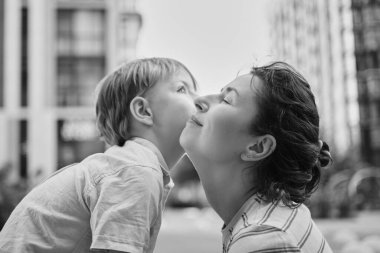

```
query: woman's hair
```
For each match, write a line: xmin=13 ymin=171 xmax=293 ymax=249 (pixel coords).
xmin=95 ymin=57 xmax=197 ymax=146
xmin=250 ymin=61 xmax=331 ymax=208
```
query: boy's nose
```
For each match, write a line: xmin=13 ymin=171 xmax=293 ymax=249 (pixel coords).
xmin=190 ymin=90 xmax=200 ymax=100
xmin=194 ymin=95 xmax=210 ymax=112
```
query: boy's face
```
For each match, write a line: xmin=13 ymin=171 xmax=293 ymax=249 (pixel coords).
xmin=145 ymin=70 xmax=198 ymax=157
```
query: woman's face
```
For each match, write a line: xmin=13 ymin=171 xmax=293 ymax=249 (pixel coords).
xmin=180 ymin=74 xmax=262 ymax=164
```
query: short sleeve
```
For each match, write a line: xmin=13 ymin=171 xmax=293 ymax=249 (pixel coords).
xmin=228 ymin=228 xmax=300 ymax=253
xmin=87 ymin=166 xmax=162 ymax=253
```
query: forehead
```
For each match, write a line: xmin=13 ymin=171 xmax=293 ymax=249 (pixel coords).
xmin=172 ymin=69 xmax=193 ymax=81
xmin=146 ymin=69 xmax=195 ymax=96
xmin=162 ymin=69 xmax=195 ymax=88
xmin=224 ymin=74 xmax=262 ymax=97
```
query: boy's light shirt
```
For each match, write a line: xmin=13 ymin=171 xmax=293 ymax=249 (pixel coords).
xmin=0 ymin=137 xmax=173 ymax=253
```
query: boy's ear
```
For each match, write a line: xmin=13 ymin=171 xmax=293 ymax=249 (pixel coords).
xmin=241 ymin=135 xmax=276 ymax=162
xmin=129 ymin=96 xmax=154 ymax=126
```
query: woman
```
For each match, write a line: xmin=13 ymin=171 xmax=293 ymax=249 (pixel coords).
xmin=180 ymin=62 xmax=333 ymax=253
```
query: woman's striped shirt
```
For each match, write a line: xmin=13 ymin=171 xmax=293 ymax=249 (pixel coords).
xmin=222 ymin=195 xmax=333 ymax=253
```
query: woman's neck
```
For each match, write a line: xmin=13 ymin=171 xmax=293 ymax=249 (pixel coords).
xmin=195 ymin=160 xmax=254 ymax=225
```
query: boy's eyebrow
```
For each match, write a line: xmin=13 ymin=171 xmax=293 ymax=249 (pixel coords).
xmin=220 ymin=87 xmax=240 ymax=96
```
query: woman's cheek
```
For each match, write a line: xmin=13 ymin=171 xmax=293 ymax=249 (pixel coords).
xmin=212 ymin=113 xmax=236 ymax=137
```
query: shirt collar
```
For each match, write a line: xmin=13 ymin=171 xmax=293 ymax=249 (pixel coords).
xmin=221 ymin=194 xmax=261 ymax=234
xmin=129 ymin=137 xmax=170 ymax=176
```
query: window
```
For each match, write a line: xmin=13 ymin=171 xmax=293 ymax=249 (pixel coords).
xmin=367 ymin=71 xmax=380 ymax=99
xmin=0 ymin=0 xmax=4 ymax=108
xmin=57 ymin=119 xmax=104 ymax=169
xmin=21 ymin=7 xmax=28 ymax=107
xmin=57 ymin=57 xmax=105 ymax=106
xmin=56 ymin=9 xmax=106 ymax=106
xmin=19 ymin=120 xmax=28 ymax=178
xmin=363 ymin=28 xmax=380 ymax=51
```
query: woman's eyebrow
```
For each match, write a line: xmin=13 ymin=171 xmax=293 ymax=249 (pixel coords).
xmin=220 ymin=87 xmax=240 ymax=96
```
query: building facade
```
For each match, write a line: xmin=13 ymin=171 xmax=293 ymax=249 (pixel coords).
xmin=269 ymin=0 xmax=360 ymax=159
xmin=0 ymin=0 xmax=3 ymax=110
xmin=351 ymin=0 xmax=380 ymax=165
xmin=0 ymin=0 xmax=142 ymax=183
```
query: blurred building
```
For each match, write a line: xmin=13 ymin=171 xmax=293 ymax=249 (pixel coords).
xmin=351 ymin=0 xmax=380 ymax=165
xmin=0 ymin=0 xmax=3 ymax=110
xmin=269 ymin=0 xmax=361 ymax=160
xmin=0 ymin=0 xmax=142 ymax=183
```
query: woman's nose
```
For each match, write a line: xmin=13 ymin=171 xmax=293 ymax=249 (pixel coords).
xmin=194 ymin=94 xmax=216 ymax=112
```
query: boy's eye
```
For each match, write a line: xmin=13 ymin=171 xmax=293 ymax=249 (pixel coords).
xmin=177 ymin=86 xmax=187 ymax=93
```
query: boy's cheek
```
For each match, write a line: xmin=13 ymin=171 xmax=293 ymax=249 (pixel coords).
xmin=178 ymin=100 xmax=196 ymax=115
xmin=187 ymin=99 xmax=197 ymax=112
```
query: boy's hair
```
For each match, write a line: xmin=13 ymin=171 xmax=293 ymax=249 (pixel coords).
xmin=95 ymin=57 xmax=197 ymax=146
xmin=249 ymin=61 xmax=332 ymax=208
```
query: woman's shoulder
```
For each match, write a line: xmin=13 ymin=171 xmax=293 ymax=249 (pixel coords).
xmin=226 ymin=224 xmax=299 ymax=253
xmin=254 ymin=201 xmax=311 ymax=230
xmin=231 ymin=197 xmax=311 ymax=232
xmin=225 ymin=201 xmax=331 ymax=253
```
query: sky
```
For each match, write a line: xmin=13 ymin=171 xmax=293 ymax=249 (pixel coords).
xmin=136 ymin=0 xmax=272 ymax=95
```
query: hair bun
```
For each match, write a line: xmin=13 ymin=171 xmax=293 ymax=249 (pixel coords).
xmin=318 ymin=140 xmax=332 ymax=167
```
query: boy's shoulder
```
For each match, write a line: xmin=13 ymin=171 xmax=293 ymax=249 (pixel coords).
xmin=79 ymin=138 xmax=166 ymax=184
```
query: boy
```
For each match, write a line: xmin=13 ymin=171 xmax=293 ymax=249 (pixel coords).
xmin=0 ymin=58 xmax=198 ymax=253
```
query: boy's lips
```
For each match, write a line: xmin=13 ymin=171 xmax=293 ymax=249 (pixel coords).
xmin=190 ymin=115 xmax=203 ymax=127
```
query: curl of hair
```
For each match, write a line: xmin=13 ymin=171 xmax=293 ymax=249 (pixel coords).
xmin=250 ymin=62 xmax=332 ymax=208
xmin=95 ymin=58 xmax=197 ymax=146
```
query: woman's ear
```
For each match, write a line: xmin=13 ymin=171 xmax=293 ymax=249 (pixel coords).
xmin=241 ymin=135 xmax=276 ymax=162
xmin=129 ymin=96 xmax=154 ymax=126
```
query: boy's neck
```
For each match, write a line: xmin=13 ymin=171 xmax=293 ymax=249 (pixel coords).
xmin=132 ymin=134 xmax=183 ymax=169
xmin=153 ymin=141 xmax=183 ymax=169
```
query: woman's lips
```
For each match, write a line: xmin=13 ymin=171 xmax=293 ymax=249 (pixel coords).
xmin=190 ymin=115 xmax=203 ymax=127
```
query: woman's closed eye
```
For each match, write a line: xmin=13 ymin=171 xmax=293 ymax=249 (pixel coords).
xmin=222 ymin=96 xmax=233 ymax=104
xmin=177 ymin=85 xmax=187 ymax=93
